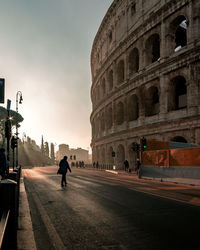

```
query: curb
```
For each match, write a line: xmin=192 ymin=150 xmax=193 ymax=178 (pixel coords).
xmin=17 ymin=177 xmax=37 ymax=250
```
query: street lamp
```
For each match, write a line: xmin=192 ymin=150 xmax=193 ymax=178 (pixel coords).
xmin=16 ymin=91 xmax=23 ymax=168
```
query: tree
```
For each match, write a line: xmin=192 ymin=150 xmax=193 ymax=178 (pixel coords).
xmin=0 ymin=106 xmax=24 ymax=147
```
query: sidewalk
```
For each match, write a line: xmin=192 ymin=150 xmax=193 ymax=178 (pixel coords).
xmin=105 ymin=169 xmax=200 ymax=186
xmin=17 ymin=177 xmax=36 ymax=250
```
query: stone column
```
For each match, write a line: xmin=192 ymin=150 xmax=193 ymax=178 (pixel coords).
xmin=137 ymin=87 xmax=145 ymax=125
xmin=160 ymin=20 xmax=167 ymax=61
xmin=159 ymin=74 xmax=168 ymax=119
xmin=187 ymin=65 xmax=199 ymax=115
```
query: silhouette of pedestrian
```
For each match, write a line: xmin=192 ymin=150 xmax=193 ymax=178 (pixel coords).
xmin=58 ymin=156 xmax=71 ymax=187
xmin=124 ymin=160 xmax=129 ymax=172
xmin=0 ymin=148 xmax=7 ymax=180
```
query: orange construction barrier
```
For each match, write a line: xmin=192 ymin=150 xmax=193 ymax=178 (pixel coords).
xmin=170 ymin=147 xmax=200 ymax=167
xmin=142 ymin=147 xmax=200 ymax=167
xmin=146 ymin=139 xmax=169 ymax=151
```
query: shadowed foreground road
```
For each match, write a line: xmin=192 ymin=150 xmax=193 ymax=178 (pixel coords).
xmin=23 ymin=166 xmax=200 ymax=250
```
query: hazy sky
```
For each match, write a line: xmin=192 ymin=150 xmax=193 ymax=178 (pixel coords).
xmin=0 ymin=0 xmax=113 ymax=151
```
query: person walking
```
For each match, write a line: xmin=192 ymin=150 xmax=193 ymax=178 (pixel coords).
xmin=0 ymin=148 xmax=7 ymax=180
xmin=58 ymin=156 xmax=71 ymax=187
xmin=124 ymin=160 xmax=129 ymax=172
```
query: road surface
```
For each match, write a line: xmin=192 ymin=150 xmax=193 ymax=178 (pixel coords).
xmin=23 ymin=166 xmax=200 ymax=250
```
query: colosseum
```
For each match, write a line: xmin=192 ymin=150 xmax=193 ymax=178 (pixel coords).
xmin=90 ymin=0 xmax=200 ymax=170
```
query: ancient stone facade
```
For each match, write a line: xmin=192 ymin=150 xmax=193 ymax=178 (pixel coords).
xmin=90 ymin=0 xmax=200 ymax=169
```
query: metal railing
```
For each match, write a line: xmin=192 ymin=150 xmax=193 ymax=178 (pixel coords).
xmin=0 ymin=166 xmax=21 ymax=249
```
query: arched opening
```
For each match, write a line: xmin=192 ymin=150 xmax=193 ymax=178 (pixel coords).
xmin=145 ymin=34 xmax=160 ymax=65
xmin=172 ymin=16 xmax=187 ymax=52
xmin=106 ymin=106 xmax=113 ymax=129
xmin=108 ymin=70 xmax=113 ymax=91
xmin=128 ymin=94 xmax=139 ymax=121
xmin=117 ymin=60 xmax=125 ymax=85
xmin=129 ymin=48 xmax=139 ymax=74
xmin=168 ymin=76 xmax=187 ymax=111
xmin=145 ymin=86 xmax=160 ymax=116
xmin=107 ymin=146 xmax=114 ymax=166
xmin=171 ymin=136 xmax=187 ymax=143
xmin=116 ymin=102 xmax=124 ymax=125
xmin=116 ymin=144 xmax=125 ymax=170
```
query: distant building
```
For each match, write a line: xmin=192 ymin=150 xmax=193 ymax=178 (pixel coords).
xmin=56 ymin=144 xmax=89 ymax=163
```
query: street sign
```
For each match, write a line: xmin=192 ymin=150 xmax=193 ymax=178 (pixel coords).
xmin=0 ymin=78 xmax=5 ymax=103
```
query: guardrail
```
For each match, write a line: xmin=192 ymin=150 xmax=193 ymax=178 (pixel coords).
xmin=0 ymin=166 xmax=21 ymax=250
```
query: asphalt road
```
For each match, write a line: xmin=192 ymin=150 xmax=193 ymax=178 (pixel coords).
xmin=23 ymin=166 xmax=200 ymax=250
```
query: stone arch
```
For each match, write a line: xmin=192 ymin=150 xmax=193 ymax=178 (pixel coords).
xmin=171 ymin=15 xmax=188 ymax=52
xmin=117 ymin=60 xmax=125 ymax=85
xmin=171 ymin=136 xmax=187 ymax=143
xmin=145 ymin=86 xmax=160 ymax=116
xmin=116 ymin=144 xmax=125 ymax=169
xmin=116 ymin=101 xmax=124 ymax=125
xmin=108 ymin=70 xmax=113 ymax=91
xmin=128 ymin=94 xmax=139 ymax=121
xmin=129 ymin=48 xmax=139 ymax=74
xmin=107 ymin=146 xmax=114 ymax=165
xmin=168 ymin=76 xmax=187 ymax=111
xmin=145 ymin=34 xmax=160 ymax=65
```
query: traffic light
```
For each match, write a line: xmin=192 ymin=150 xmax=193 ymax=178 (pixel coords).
xmin=141 ymin=137 xmax=147 ymax=151
xmin=11 ymin=137 xmax=18 ymax=149
xmin=112 ymin=151 xmax=115 ymax=157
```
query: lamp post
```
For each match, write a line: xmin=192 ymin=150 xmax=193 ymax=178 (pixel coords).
xmin=16 ymin=91 xmax=23 ymax=168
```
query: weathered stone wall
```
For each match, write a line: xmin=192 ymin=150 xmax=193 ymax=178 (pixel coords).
xmin=90 ymin=0 xmax=200 ymax=170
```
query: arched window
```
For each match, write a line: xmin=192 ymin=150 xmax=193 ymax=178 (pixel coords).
xmin=117 ymin=60 xmax=125 ymax=85
xmin=116 ymin=102 xmax=124 ymax=125
xmin=108 ymin=70 xmax=113 ymax=91
xmin=168 ymin=76 xmax=187 ymax=111
xmin=128 ymin=94 xmax=139 ymax=121
xmin=145 ymin=34 xmax=160 ymax=65
xmin=171 ymin=136 xmax=187 ymax=143
xmin=145 ymin=86 xmax=160 ymax=116
xmin=129 ymin=48 xmax=139 ymax=73
xmin=171 ymin=16 xmax=187 ymax=52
